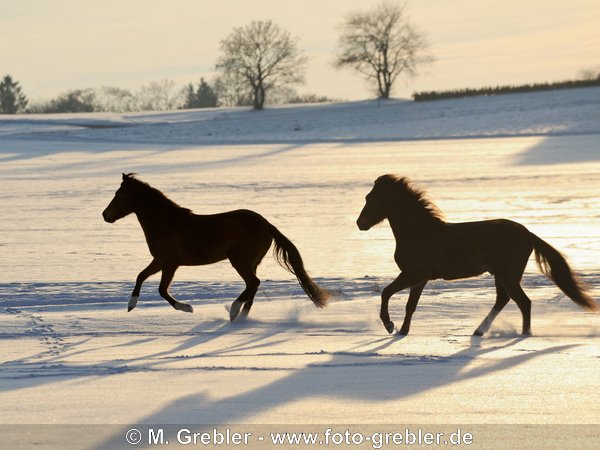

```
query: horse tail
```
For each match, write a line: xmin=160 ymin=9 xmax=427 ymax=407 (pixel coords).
xmin=266 ymin=223 xmax=329 ymax=308
xmin=530 ymin=233 xmax=598 ymax=311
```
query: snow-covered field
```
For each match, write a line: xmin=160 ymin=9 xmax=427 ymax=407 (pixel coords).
xmin=1 ymin=88 xmax=599 ymax=449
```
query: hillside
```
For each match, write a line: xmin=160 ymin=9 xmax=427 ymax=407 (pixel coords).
xmin=2 ymin=87 xmax=599 ymax=145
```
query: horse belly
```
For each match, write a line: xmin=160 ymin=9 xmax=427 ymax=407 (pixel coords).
xmin=441 ymin=266 xmax=488 ymax=281
xmin=182 ymin=252 xmax=228 ymax=266
xmin=150 ymin=234 xmax=230 ymax=266
xmin=435 ymin=243 xmax=489 ymax=281
xmin=180 ymin=242 xmax=230 ymax=265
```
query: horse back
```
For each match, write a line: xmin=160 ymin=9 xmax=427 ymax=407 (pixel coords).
xmin=147 ymin=209 xmax=273 ymax=266
xmin=413 ymin=219 xmax=534 ymax=281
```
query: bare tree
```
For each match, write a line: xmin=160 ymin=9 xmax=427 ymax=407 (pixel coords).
xmin=94 ymin=87 xmax=135 ymax=112
xmin=216 ymin=20 xmax=308 ymax=110
xmin=335 ymin=1 xmax=433 ymax=99
xmin=578 ymin=66 xmax=600 ymax=81
xmin=133 ymin=79 xmax=185 ymax=111
xmin=213 ymin=72 xmax=253 ymax=107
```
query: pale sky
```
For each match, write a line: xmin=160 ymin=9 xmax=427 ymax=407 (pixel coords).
xmin=1 ymin=0 xmax=599 ymax=101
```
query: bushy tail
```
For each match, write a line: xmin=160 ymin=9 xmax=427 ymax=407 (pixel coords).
xmin=530 ymin=233 xmax=598 ymax=311
xmin=267 ymin=223 xmax=329 ymax=308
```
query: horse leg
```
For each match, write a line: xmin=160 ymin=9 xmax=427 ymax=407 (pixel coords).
xmin=473 ymin=277 xmax=510 ymax=336
xmin=228 ymin=258 xmax=261 ymax=322
xmin=398 ymin=282 xmax=427 ymax=335
xmin=380 ymin=273 xmax=416 ymax=334
xmin=229 ymin=276 xmax=260 ymax=322
xmin=499 ymin=279 xmax=532 ymax=335
xmin=239 ymin=299 xmax=254 ymax=318
xmin=227 ymin=284 xmax=259 ymax=322
xmin=500 ymin=276 xmax=531 ymax=335
xmin=158 ymin=266 xmax=193 ymax=313
xmin=129 ymin=259 xmax=161 ymax=312
xmin=229 ymin=269 xmax=260 ymax=322
xmin=228 ymin=238 xmax=269 ymax=322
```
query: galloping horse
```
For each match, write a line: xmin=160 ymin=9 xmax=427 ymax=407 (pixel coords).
xmin=103 ymin=174 xmax=328 ymax=320
xmin=356 ymin=175 xmax=597 ymax=336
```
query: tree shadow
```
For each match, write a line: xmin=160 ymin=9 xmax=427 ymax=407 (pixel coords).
xmin=513 ymin=134 xmax=600 ymax=165
xmin=0 ymin=134 xmax=306 ymax=178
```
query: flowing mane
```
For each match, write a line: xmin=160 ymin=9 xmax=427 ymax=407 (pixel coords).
xmin=376 ymin=174 xmax=445 ymax=224
xmin=125 ymin=174 xmax=191 ymax=214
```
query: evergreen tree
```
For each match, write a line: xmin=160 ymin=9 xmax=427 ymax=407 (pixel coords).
xmin=196 ymin=78 xmax=218 ymax=108
xmin=182 ymin=83 xmax=198 ymax=109
xmin=181 ymin=78 xmax=219 ymax=109
xmin=0 ymin=75 xmax=28 ymax=114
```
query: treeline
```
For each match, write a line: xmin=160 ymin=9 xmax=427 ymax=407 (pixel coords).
xmin=413 ymin=77 xmax=600 ymax=101
xmin=18 ymin=79 xmax=334 ymax=114
xmin=27 ymin=80 xmax=191 ymax=114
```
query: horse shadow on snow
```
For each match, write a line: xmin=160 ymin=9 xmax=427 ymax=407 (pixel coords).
xmin=90 ymin=317 xmax=577 ymax=449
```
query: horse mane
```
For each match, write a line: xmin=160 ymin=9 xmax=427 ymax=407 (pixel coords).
xmin=376 ymin=174 xmax=445 ymax=224
xmin=124 ymin=174 xmax=191 ymax=214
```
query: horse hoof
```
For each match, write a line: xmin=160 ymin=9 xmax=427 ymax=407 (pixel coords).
xmin=473 ymin=329 xmax=484 ymax=337
xmin=176 ymin=303 xmax=193 ymax=313
xmin=229 ymin=300 xmax=242 ymax=322
xmin=237 ymin=311 xmax=250 ymax=322
xmin=385 ymin=321 xmax=395 ymax=334
xmin=128 ymin=296 xmax=139 ymax=312
xmin=398 ymin=328 xmax=409 ymax=336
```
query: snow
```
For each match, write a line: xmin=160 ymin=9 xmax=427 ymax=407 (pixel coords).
xmin=1 ymin=88 xmax=599 ymax=448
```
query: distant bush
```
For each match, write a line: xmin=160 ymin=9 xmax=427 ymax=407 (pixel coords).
xmin=287 ymin=94 xmax=335 ymax=104
xmin=413 ymin=78 xmax=600 ymax=102
xmin=27 ymin=80 xmax=186 ymax=113
xmin=29 ymin=89 xmax=96 ymax=113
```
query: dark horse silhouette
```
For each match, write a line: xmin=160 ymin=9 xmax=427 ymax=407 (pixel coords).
xmin=102 ymin=174 xmax=328 ymax=320
xmin=356 ymin=175 xmax=597 ymax=336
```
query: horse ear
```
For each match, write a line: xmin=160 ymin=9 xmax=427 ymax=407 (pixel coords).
xmin=375 ymin=174 xmax=394 ymax=185
xmin=122 ymin=173 xmax=135 ymax=183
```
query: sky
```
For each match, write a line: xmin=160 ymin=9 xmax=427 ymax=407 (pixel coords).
xmin=1 ymin=0 xmax=599 ymax=101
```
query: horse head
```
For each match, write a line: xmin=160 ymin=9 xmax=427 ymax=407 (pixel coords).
xmin=102 ymin=173 xmax=137 ymax=223
xmin=356 ymin=175 xmax=396 ymax=230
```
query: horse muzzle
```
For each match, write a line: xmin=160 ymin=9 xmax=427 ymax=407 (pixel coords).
xmin=356 ymin=218 xmax=371 ymax=231
xmin=102 ymin=210 xmax=116 ymax=223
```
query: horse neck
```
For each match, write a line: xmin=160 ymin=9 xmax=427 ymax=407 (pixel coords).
xmin=131 ymin=191 xmax=172 ymax=234
xmin=387 ymin=206 xmax=441 ymax=245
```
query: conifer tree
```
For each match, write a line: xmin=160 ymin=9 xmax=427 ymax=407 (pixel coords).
xmin=196 ymin=78 xmax=218 ymax=108
xmin=0 ymin=75 xmax=28 ymax=114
